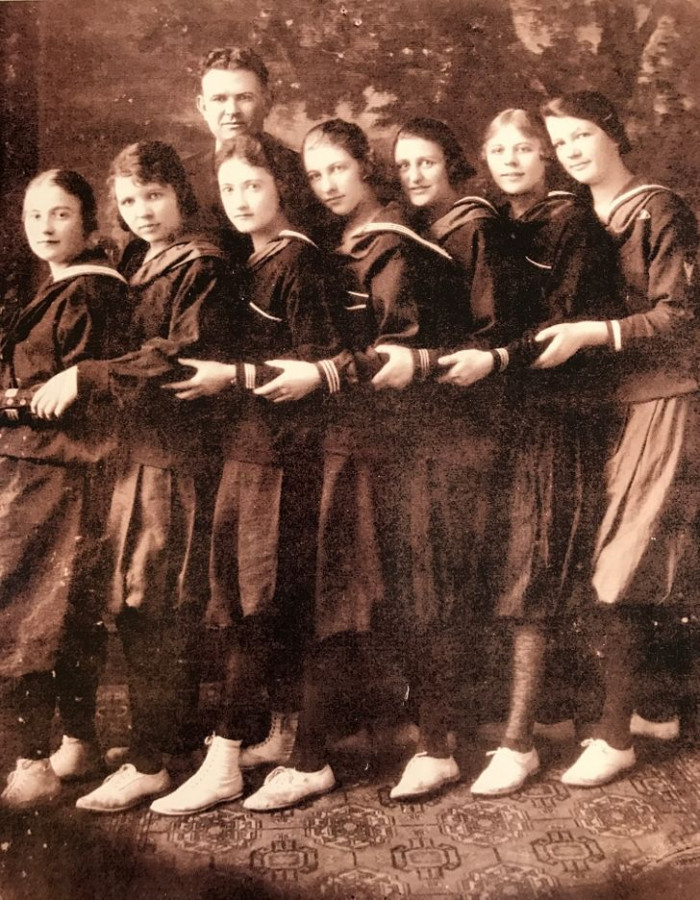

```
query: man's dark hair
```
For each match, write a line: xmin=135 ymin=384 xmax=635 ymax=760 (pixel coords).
xmin=199 ymin=47 xmax=269 ymax=89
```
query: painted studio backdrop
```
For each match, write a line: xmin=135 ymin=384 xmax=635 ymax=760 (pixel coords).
xmin=2 ymin=0 xmax=700 ymax=304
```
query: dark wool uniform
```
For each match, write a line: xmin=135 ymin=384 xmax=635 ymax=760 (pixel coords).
xmin=204 ymin=230 xmax=342 ymax=737
xmin=292 ymin=202 xmax=500 ymax=761
xmin=0 ymin=256 xmax=127 ymax=681
xmin=208 ymin=230 xmax=341 ymax=627
xmin=77 ymin=234 xmax=235 ymax=763
xmin=310 ymin=203 xmax=480 ymax=643
xmin=581 ymin=180 xmax=700 ymax=612
xmin=485 ymin=192 xmax=621 ymax=623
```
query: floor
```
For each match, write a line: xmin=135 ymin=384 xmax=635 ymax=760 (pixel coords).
xmin=3 ymin=676 xmax=700 ymax=900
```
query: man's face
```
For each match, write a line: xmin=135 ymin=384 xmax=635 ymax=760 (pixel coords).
xmin=197 ymin=68 xmax=270 ymax=146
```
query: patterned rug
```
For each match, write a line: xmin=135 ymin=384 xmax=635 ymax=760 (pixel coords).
xmin=2 ymin=683 xmax=700 ymax=900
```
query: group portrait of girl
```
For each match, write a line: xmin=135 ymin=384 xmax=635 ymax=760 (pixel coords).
xmin=1 ymin=43 xmax=698 ymax=821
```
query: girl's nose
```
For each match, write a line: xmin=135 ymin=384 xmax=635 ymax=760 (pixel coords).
xmin=408 ymin=164 xmax=422 ymax=184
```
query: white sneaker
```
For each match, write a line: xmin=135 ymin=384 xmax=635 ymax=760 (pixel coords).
xmin=561 ymin=738 xmax=635 ymax=787
xmin=240 ymin=713 xmax=298 ymax=769
xmin=50 ymin=736 xmax=103 ymax=781
xmin=242 ymin=765 xmax=336 ymax=811
xmin=75 ymin=764 xmax=171 ymax=812
xmin=390 ymin=753 xmax=460 ymax=800
xmin=0 ymin=758 xmax=61 ymax=809
xmin=630 ymin=712 xmax=680 ymax=741
xmin=150 ymin=736 xmax=243 ymax=816
xmin=470 ymin=746 xmax=540 ymax=796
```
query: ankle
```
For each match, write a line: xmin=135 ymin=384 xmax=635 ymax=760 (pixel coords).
xmin=502 ymin=737 xmax=533 ymax=754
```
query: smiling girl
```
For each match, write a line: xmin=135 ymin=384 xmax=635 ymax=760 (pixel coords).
xmin=460 ymin=108 xmax=620 ymax=797
xmin=36 ymin=142 xmax=235 ymax=812
xmin=538 ymin=91 xmax=700 ymax=786
xmin=0 ymin=170 xmax=127 ymax=809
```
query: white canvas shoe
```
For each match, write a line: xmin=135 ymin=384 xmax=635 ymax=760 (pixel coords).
xmin=242 ymin=765 xmax=336 ymax=811
xmin=0 ymin=758 xmax=61 ymax=809
xmin=471 ymin=746 xmax=540 ymax=796
xmin=150 ymin=736 xmax=243 ymax=816
xmin=239 ymin=713 xmax=299 ymax=769
xmin=390 ymin=753 xmax=460 ymax=800
xmin=561 ymin=738 xmax=635 ymax=787
xmin=50 ymin=735 xmax=102 ymax=781
xmin=76 ymin=764 xmax=171 ymax=812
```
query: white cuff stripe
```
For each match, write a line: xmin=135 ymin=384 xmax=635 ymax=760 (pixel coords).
xmin=244 ymin=363 xmax=256 ymax=390
xmin=418 ymin=348 xmax=430 ymax=378
xmin=319 ymin=359 xmax=340 ymax=393
xmin=611 ymin=320 xmax=622 ymax=352
xmin=496 ymin=347 xmax=510 ymax=370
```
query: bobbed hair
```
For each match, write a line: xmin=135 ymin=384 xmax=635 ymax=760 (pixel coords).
xmin=106 ymin=141 xmax=198 ymax=232
xmin=302 ymin=118 xmax=384 ymax=187
xmin=394 ymin=117 xmax=476 ymax=186
xmin=482 ymin=108 xmax=554 ymax=161
xmin=540 ymin=91 xmax=632 ymax=155
xmin=24 ymin=168 xmax=98 ymax=236
xmin=216 ymin=133 xmax=303 ymax=221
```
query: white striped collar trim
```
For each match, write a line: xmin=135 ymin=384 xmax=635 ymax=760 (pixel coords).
xmin=453 ymin=195 xmax=499 ymax=216
xmin=525 ymin=256 xmax=552 ymax=270
xmin=350 ymin=222 xmax=453 ymax=261
xmin=249 ymin=301 xmax=283 ymax=323
xmin=605 ymin=184 xmax=673 ymax=225
xmin=51 ymin=264 xmax=127 ymax=285
xmin=278 ymin=229 xmax=318 ymax=248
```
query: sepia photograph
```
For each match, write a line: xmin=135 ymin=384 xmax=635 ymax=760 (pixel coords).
xmin=2 ymin=0 xmax=700 ymax=897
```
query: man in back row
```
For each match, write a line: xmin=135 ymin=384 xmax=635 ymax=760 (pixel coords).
xmin=186 ymin=46 xmax=323 ymax=263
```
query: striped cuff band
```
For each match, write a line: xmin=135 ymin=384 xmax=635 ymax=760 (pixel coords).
xmin=317 ymin=359 xmax=341 ymax=394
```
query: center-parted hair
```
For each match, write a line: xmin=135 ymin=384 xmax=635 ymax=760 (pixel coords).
xmin=216 ymin=133 xmax=302 ymax=217
xmin=394 ymin=117 xmax=476 ymax=186
xmin=302 ymin=118 xmax=384 ymax=190
xmin=540 ymin=91 xmax=631 ymax=155
xmin=199 ymin=46 xmax=269 ymax=89
xmin=25 ymin=169 xmax=98 ymax=237
xmin=107 ymin=141 xmax=198 ymax=232
xmin=482 ymin=108 xmax=554 ymax=161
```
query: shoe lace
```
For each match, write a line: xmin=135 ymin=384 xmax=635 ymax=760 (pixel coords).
xmin=5 ymin=759 xmax=48 ymax=791
xmin=264 ymin=766 xmax=296 ymax=785
xmin=103 ymin=763 xmax=135 ymax=784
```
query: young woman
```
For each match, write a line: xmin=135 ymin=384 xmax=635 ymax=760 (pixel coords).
xmin=537 ymin=91 xmax=700 ymax=785
xmin=147 ymin=133 xmax=343 ymax=816
xmin=0 ymin=169 xmax=127 ymax=809
xmin=452 ymin=108 xmax=619 ymax=796
xmin=35 ymin=141 xmax=234 ymax=812
xmin=240 ymin=118 xmax=474 ymax=812
xmin=389 ymin=117 xmax=501 ymax=796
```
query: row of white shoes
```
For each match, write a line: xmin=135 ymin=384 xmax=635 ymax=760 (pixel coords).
xmin=0 ymin=711 xmax=680 ymax=812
